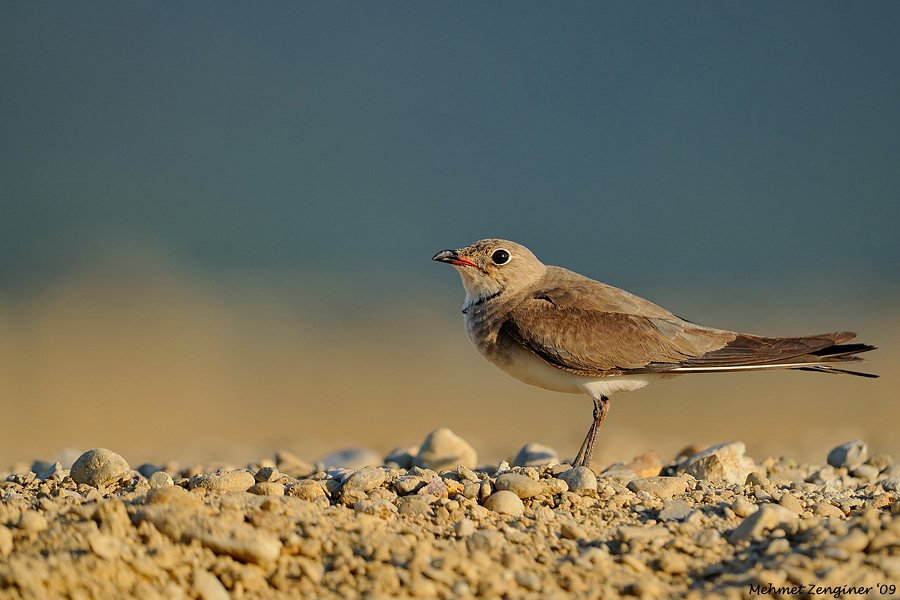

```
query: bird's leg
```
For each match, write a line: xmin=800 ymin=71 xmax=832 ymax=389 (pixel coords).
xmin=572 ymin=394 xmax=610 ymax=468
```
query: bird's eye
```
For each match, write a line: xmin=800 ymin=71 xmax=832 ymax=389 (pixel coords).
xmin=491 ymin=249 xmax=510 ymax=265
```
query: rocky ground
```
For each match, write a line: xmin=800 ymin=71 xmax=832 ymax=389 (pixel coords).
xmin=1 ymin=429 xmax=899 ymax=599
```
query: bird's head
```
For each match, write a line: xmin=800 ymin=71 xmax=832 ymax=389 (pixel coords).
xmin=432 ymin=239 xmax=546 ymax=302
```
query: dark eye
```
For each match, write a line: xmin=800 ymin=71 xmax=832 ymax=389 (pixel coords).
xmin=491 ymin=249 xmax=510 ymax=265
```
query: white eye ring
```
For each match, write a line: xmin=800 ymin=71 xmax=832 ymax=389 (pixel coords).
xmin=491 ymin=249 xmax=511 ymax=265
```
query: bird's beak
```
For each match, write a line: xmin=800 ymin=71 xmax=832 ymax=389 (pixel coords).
xmin=432 ymin=249 xmax=480 ymax=269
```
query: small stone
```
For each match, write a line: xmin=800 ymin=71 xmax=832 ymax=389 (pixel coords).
xmin=70 ymin=448 xmax=131 ymax=488
xmin=866 ymin=453 xmax=893 ymax=473
xmin=851 ymin=464 xmax=880 ymax=481
xmin=827 ymin=440 xmax=868 ymax=469
xmin=287 ymin=480 xmax=327 ymax=501
xmin=455 ymin=518 xmax=476 ymax=538
xmin=626 ymin=476 xmax=689 ymax=499
xmin=384 ymin=446 xmax=418 ymax=470
xmin=340 ymin=467 xmax=386 ymax=494
xmin=37 ymin=462 xmax=68 ymax=481
xmin=397 ymin=497 xmax=435 ymax=517
xmin=354 ymin=498 xmax=397 ymax=517
xmin=657 ymin=499 xmax=693 ymax=522
xmin=483 ymin=490 xmax=525 ymax=516
xmin=462 ymin=482 xmax=481 ymax=499
xmin=249 ymin=482 xmax=285 ymax=496
xmin=778 ymin=493 xmax=803 ymax=515
xmin=597 ymin=465 xmax=639 ymax=483
xmin=17 ymin=511 xmax=48 ymax=533
xmin=193 ymin=569 xmax=230 ymax=600
xmin=560 ymin=521 xmax=587 ymax=540
xmin=728 ymin=504 xmax=798 ymax=543
xmin=457 ymin=464 xmax=479 ymax=482
xmin=414 ymin=428 xmax=477 ymax=470
xmin=732 ymin=497 xmax=758 ymax=518
xmin=189 ymin=470 xmax=255 ymax=492
xmin=626 ymin=451 xmax=665 ymax=478
xmin=745 ymin=472 xmax=770 ymax=487
xmin=678 ymin=441 xmax=757 ymax=484
xmin=558 ymin=467 xmax=597 ymax=495
xmin=541 ymin=478 xmax=568 ymax=496
xmin=255 ymin=467 xmax=280 ymax=482
xmin=417 ymin=476 xmax=449 ymax=498
xmin=136 ymin=464 xmax=162 ymax=479
xmin=494 ymin=473 xmax=543 ymax=499
xmin=879 ymin=475 xmax=900 ymax=492
xmin=512 ymin=443 xmax=559 ymax=467
xmin=148 ymin=471 xmax=174 ymax=489
xmin=812 ymin=501 xmax=845 ymax=518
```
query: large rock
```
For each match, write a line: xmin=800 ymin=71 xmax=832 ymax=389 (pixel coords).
xmin=414 ymin=428 xmax=477 ymax=470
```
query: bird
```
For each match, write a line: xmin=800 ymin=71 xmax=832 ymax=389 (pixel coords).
xmin=433 ymin=239 xmax=877 ymax=469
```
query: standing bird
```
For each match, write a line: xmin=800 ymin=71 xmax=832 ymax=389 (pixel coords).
xmin=433 ymin=239 xmax=877 ymax=468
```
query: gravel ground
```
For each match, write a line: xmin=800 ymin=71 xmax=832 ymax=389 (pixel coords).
xmin=1 ymin=432 xmax=899 ymax=600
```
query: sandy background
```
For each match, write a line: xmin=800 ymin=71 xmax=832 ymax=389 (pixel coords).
xmin=1 ymin=251 xmax=894 ymax=472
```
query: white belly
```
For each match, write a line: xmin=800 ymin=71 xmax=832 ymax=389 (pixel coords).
xmin=484 ymin=337 xmax=681 ymax=398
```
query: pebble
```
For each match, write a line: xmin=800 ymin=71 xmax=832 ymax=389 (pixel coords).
xmin=731 ymin=497 xmax=758 ymax=518
xmin=417 ymin=476 xmax=450 ymax=498
xmin=560 ymin=521 xmax=587 ymax=540
xmin=193 ymin=569 xmax=230 ymax=600
xmin=414 ymin=428 xmax=477 ymax=470
xmin=826 ymin=530 xmax=870 ymax=552
xmin=778 ymin=493 xmax=803 ymax=515
xmin=512 ymin=443 xmax=559 ymax=467
xmin=811 ymin=501 xmax=845 ymax=518
xmin=559 ymin=467 xmax=597 ymax=495
xmin=287 ymin=480 xmax=327 ymax=501
xmin=136 ymin=463 xmax=162 ymax=479
xmin=827 ymin=440 xmax=868 ymax=469
xmin=249 ymin=482 xmax=285 ymax=496
xmin=483 ymin=490 xmax=525 ymax=516
xmin=397 ymin=497 xmax=434 ymax=517
xmin=70 ymin=448 xmax=131 ymax=488
xmin=626 ymin=476 xmax=689 ymax=499
xmin=866 ymin=453 xmax=893 ymax=473
xmin=88 ymin=532 xmax=121 ymax=561
xmin=189 ymin=470 xmax=255 ymax=492
xmin=38 ymin=462 xmax=68 ymax=481
xmin=728 ymin=504 xmax=798 ymax=543
xmin=657 ymin=499 xmax=693 ymax=522
xmin=339 ymin=467 xmax=386 ymax=494
xmin=148 ymin=471 xmax=174 ymax=489
xmin=494 ymin=472 xmax=543 ymax=499
xmin=626 ymin=451 xmax=665 ymax=478
xmin=254 ymin=467 xmax=280 ymax=482
xmin=598 ymin=465 xmax=639 ymax=482
xmin=879 ymin=475 xmax=900 ymax=492
xmin=678 ymin=441 xmax=756 ymax=484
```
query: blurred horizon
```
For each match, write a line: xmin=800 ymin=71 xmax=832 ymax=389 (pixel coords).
xmin=1 ymin=3 xmax=897 ymax=470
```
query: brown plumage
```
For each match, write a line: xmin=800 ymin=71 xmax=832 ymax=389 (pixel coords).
xmin=434 ymin=239 xmax=877 ymax=467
